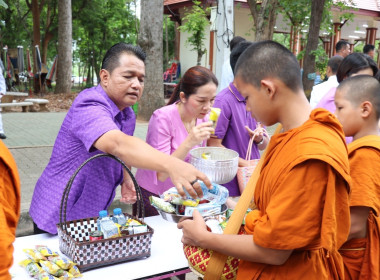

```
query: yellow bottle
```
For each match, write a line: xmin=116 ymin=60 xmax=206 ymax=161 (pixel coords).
xmin=209 ymin=107 xmax=221 ymax=134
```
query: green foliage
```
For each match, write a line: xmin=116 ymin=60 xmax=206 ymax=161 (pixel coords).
xmin=0 ymin=0 xmax=7 ymax=9
xmin=177 ymin=0 xmax=210 ymax=64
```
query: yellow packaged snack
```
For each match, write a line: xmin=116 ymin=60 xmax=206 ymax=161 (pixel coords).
xmin=201 ymin=152 xmax=211 ymax=160
xmin=68 ymin=265 xmax=82 ymax=278
xmin=39 ymin=260 xmax=64 ymax=277
xmin=209 ymin=107 xmax=221 ymax=133
xmin=36 ymin=245 xmax=59 ymax=257
xmin=23 ymin=248 xmax=46 ymax=262
xmin=58 ymin=270 xmax=74 ymax=280
xmin=19 ymin=259 xmax=42 ymax=278
xmin=48 ymin=255 xmax=76 ymax=270
xmin=38 ymin=271 xmax=60 ymax=280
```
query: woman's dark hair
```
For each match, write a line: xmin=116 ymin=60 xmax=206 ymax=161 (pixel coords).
xmin=336 ymin=52 xmax=378 ymax=83
xmin=101 ymin=43 xmax=146 ymax=74
xmin=167 ymin=66 xmax=218 ymax=105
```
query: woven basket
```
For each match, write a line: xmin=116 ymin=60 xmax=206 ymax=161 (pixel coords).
xmin=184 ymin=245 xmax=239 ymax=280
xmin=57 ymin=153 xmax=154 ymax=271
xmin=237 ymin=137 xmax=260 ymax=194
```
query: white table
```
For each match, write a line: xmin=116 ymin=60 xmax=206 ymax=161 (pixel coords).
xmin=11 ymin=216 xmax=191 ymax=280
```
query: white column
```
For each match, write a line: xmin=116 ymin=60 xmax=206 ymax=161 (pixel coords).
xmin=215 ymin=0 xmax=234 ymax=91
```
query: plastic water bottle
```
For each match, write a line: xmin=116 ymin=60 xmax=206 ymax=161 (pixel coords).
xmin=97 ymin=210 xmax=108 ymax=231
xmin=112 ymin=208 xmax=127 ymax=226
xmin=185 ymin=182 xmax=229 ymax=205
xmin=97 ymin=210 xmax=119 ymax=239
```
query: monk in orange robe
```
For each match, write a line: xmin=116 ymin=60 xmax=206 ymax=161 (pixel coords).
xmin=178 ymin=41 xmax=351 ymax=279
xmin=0 ymin=140 xmax=21 ymax=280
xmin=335 ymin=75 xmax=380 ymax=280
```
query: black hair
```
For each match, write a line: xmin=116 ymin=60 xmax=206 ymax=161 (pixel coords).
xmin=101 ymin=43 xmax=146 ymax=74
xmin=230 ymin=41 xmax=253 ymax=75
xmin=229 ymin=36 xmax=246 ymax=51
xmin=336 ymin=40 xmax=349 ymax=53
xmin=338 ymin=75 xmax=380 ymax=120
xmin=336 ymin=53 xmax=378 ymax=83
xmin=167 ymin=66 xmax=218 ymax=105
xmin=327 ymin=56 xmax=343 ymax=74
xmin=363 ymin=44 xmax=375 ymax=54
xmin=235 ymin=40 xmax=302 ymax=92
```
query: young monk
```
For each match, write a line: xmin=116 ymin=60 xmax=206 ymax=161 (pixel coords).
xmin=178 ymin=40 xmax=351 ymax=279
xmin=335 ymin=75 xmax=380 ymax=279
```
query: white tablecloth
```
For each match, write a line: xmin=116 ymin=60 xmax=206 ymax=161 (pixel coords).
xmin=10 ymin=216 xmax=190 ymax=280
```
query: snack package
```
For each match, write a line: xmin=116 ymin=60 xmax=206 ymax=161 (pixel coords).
xmin=58 ymin=270 xmax=74 ymax=280
xmin=149 ymin=196 xmax=175 ymax=213
xmin=23 ymin=248 xmax=47 ymax=262
xmin=36 ymin=245 xmax=59 ymax=257
xmin=39 ymin=260 xmax=64 ymax=277
xmin=38 ymin=271 xmax=60 ymax=280
xmin=162 ymin=188 xmax=199 ymax=207
xmin=68 ymin=265 xmax=82 ymax=278
xmin=48 ymin=255 xmax=75 ymax=270
xmin=184 ymin=203 xmax=221 ymax=216
xmin=19 ymin=259 xmax=42 ymax=278
xmin=205 ymin=218 xmax=224 ymax=234
xmin=209 ymin=107 xmax=221 ymax=133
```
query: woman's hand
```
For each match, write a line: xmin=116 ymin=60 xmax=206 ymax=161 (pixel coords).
xmin=120 ymin=170 xmax=137 ymax=204
xmin=187 ymin=121 xmax=214 ymax=147
xmin=245 ymin=123 xmax=267 ymax=144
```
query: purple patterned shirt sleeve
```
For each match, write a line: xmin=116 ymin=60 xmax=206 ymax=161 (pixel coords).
xmin=29 ymin=85 xmax=136 ymax=234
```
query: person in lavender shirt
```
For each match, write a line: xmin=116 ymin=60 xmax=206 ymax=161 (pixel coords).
xmin=29 ymin=43 xmax=211 ymax=234
xmin=135 ymin=66 xmax=216 ymax=217
xmin=208 ymin=41 xmax=269 ymax=202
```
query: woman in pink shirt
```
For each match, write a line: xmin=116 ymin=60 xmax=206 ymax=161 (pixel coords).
xmin=135 ymin=66 xmax=217 ymax=217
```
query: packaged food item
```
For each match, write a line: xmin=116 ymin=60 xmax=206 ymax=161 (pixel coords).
xmin=209 ymin=107 xmax=221 ymax=133
xmin=201 ymin=152 xmax=211 ymax=160
xmin=68 ymin=265 xmax=82 ymax=278
xmin=112 ymin=208 xmax=127 ymax=226
xmin=36 ymin=245 xmax=58 ymax=257
xmin=38 ymin=271 xmax=60 ymax=280
xmin=183 ymin=182 xmax=229 ymax=205
xmin=149 ymin=196 xmax=175 ymax=213
xmin=39 ymin=260 xmax=64 ymax=277
xmin=89 ymin=230 xmax=103 ymax=241
xmin=48 ymin=255 xmax=75 ymax=270
xmin=184 ymin=203 xmax=221 ymax=216
xmin=126 ymin=218 xmax=142 ymax=226
xmin=162 ymin=188 xmax=199 ymax=207
xmin=130 ymin=224 xmax=148 ymax=234
xmin=57 ymin=270 xmax=74 ymax=280
xmin=23 ymin=248 xmax=47 ymax=262
xmin=19 ymin=259 xmax=42 ymax=278
xmin=205 ymin=218 xmax=224 ymax=234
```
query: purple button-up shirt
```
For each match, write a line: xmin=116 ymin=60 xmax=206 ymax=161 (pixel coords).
xmin=213 ymin=83 xmax=260 ymax=196
xmin=29 ymin=85 xmax=136 ymax=234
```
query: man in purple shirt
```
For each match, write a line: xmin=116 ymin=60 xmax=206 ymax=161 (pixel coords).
xmin=208 ymin=41 xmax=269 ymax=197
xmin=29 ymin=43 xmax=211 ymax=234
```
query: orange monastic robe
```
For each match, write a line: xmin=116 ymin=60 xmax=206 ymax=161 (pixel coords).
xmin=237 ymin=109 xmax=351 ymax=280
xmin=339 ymin=135 xmax=380 ymax=280
xmin=0 ymin=140 xmax=21 ymax=280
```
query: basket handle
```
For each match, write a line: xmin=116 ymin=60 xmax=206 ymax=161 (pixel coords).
xmin=245 ymin=136 xmax=255 ymax=162
xmin=59 ymin=153 xmax=144 ymax=231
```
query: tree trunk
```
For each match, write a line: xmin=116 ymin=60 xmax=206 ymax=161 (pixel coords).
xmin=247 ymin=0 xmax=278 ymax=41
xmin=138 ymin=0 xmax=165 ymax=121
xmin=31 ymin=0 xmax=41 ymax=74
xmin=55 ymin=0 xmax=72 ymax=94
xmin=302 ymin=0 xmax=326 ymax=97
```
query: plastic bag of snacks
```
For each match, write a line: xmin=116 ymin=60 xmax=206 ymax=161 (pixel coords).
xmin=20 ymin=245 xmax=82 ymax=279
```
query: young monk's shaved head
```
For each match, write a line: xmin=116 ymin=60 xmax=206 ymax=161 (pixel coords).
xmin=235 ymin=40 xmax=303 ymax=92
xmin=338 ymin=75 xmax=380 ymax=119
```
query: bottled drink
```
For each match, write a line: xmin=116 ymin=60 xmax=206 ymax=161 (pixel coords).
xmin=97 ymin=210 xmax=119 ymax=239
xmin=112 ymin=208 xmax=127 ymax=226
xmin=97 ymin=210 xmax=108 ymax=231
xmin=185 ymin=182 xmax=229 ymax=205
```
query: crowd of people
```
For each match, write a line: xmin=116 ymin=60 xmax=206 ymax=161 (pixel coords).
xmin=1 ymin=38 xmax=379 ymax=279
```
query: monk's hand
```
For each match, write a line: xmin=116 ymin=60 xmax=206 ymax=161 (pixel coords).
xmin=168 ymin=161 xmax=211 ymax=199
xmin=178 ymin=210 xmax=208 ymax=246
xmin=120 ymin=170 xmax=137 ymax=204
